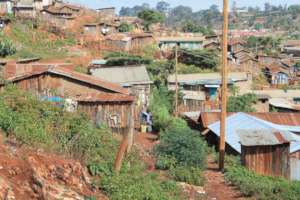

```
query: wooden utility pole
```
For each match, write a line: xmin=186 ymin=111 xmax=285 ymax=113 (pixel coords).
xmin=114 ymin=101 xmax=135 ymax=173
xmin=219 ymin=0 xmax=229 ymax=171
xmin=127 ymin=102 xmax=135 ymax=153
xmin=175 ymin=43 xmax=179 ymax=117
xmin=114 ymin=135 xmax=128 ymax=174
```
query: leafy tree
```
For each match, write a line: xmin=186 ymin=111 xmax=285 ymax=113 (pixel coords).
xmin=104 ymin=52 xmax=151 ymax=66
xmin=182 ymin=21 xmax=213 ymax=35
xmin=118 ymin=22 xmax=133 ymax=32
xmin=295 ymin=61 xmax=300 ymax=69
xmin=155 ymin=122 xmax=207 ymax=168
xmin=0 ymin=34 xmax=16 ymax=57
xmin=227 ymin=93 xmax=257 ymax=112
xmin=146 ymin=60 xmax=174 ymax=86
xmin=138 ymin=9 xmax=165 ymax=31
xmin=156 ymin=1 xmax=170 ymax=14
xmin=254 ymin=23 xmax=263 ymax=30
xmin=178 ymin=49 xmax=219 ymax=70
xmin=119 ymin=4 xmax=149 ymax=16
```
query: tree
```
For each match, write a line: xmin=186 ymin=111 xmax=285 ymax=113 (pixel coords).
xmin=156 ymin=1 xmax=170 ymax=14
xmin=227 ymin=93 xmax=257 ymax=112
xmin=0 ymin=34 xmax=16 ymax=57
xmin=118 ymin=22 xmax=132 ymax=32
xmin=178 ymin=49 xmax=219 ymax=70
xmin=181 ymin=21 xmax=213 ymax=35
xmin=119 ymin=4 xmax=150 ymax=16
xmin=138 ymin=9 xmax=165 ymax=31
xmin=254 ymin=23 xmax=263 ymax=30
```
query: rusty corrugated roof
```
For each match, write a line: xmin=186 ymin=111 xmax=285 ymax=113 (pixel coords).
xmin=76 ymin=93 xmax=135 ymax=102
xmin=200 ymin=112 xmax=300 ymax=128
xmin=3 ymin=63 xmax=129 ymax=95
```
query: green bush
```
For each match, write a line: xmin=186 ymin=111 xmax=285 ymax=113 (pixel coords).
xmin=155 ymin=123 xmax=207 ymax=169
xmin=99 ymin=153 xmax=183 ymax=200
xmin=170 ymin=166 xmax=205 ymax=186
xmin=0 ymin=86 xmax=186 ymax=199
xmin=0 ymin=33 xmax=16 ymax=57
xmin=155 ymin=155 xmax=177 ymax=170
xmin=0 ymin=85 xmax=117 ymax=160
xmin=224 ymin=164 xmax=300 ymax=200
xmin=104 ymin=51 xmax=152 ymax=66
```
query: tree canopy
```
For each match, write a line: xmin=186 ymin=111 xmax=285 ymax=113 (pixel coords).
xmin=178 ymin=49 xmax=219 ymax=70
xmin=138 ymin=9 xmax=165 ymax=31
xmin=227 ymin=93 xmax=257 ymax=112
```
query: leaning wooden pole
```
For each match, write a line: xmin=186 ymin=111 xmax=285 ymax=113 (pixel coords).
xmin=114 ymin=101 xmax=135 ymax=173
xmin=175 ymin=43 xmax=179 ymax=117
xmin=114 ymin=135 xmax=128 ymax=174
xmin=219 ymin=0 xmax=229 ymax=171
xmin=127 ymin=102 xmax=135 ymax=153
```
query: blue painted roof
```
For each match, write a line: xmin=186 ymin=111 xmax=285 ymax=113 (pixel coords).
xmin=208 ymin=112 xmax=300 ymax=154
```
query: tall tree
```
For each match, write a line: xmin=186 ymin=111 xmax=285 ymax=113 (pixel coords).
xmin=156 ymin=1 xmax=170 ymax=14
xmin=138 ymin=9 xmax=165 ymax=31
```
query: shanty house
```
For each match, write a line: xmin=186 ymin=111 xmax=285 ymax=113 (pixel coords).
xmin=238 ymin=129 xmax=294 ymax=179
xmin=262 ymin=62 xmax=291 ymax=85
xmin=2 ymin=63 xmax=135 ymax=134
xmin=167 ymin=72 xmax=251 ymax=112
xmin=96 ymin=7 xmax=116 ymax=20
xmin=41 ymin=5 xmax=78 ymax=28
xmin=206 ymin=112 xmax=300 ymax=180
xmin=158 ymin=36 xmax=205 ymax=52
xmin=0 ymin=0 xmax=13 ymax=14
xmin=90 ymin=65 xmax=152 ymax=111
xmin=228 ymin=38 xmax=246 ymax=53
xmin=13 ymin=3 xmax=36 ymax=18
xmin=251 ymin=90 xmax=300 ymax=112
xmin=98 ymin=33 xmax=154 ymax=52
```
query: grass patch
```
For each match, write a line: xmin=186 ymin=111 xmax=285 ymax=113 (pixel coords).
xmin=5 ymin=20 xmax=76 ymax=59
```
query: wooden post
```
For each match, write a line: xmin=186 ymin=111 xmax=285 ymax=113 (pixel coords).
xmin=114 ymin=101 xmax=135 ymax=173
xmin=175 ymin=43 xmax=179 ymax=117
xmin=114 ymin=135 xmax=128 ymax=174
xmin=127 ymin=102 xmax=135 ymax=153
xmin=219 ymin=0 xmax=229 ymax=171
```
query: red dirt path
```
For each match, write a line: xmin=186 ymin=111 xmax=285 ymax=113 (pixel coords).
xmin=134 ymin=132 xmax=251 ymax=200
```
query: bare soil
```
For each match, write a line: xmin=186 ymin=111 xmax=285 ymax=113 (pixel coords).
xmin=134 ymin=132 xmax=252 ymax=200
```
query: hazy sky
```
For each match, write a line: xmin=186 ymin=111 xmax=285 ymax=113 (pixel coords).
xmin=68 ymin=0 xmax=299 ymax=11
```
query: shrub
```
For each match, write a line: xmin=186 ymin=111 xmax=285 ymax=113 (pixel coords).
xmin=224 ymin=164 xmax=300 ymax=200
xmin=170 ymin=166 xmax=205 ymax=186
xmin=0 ymin=33 xmax=16 ymax=57
xmin=99 ymin=153 xmax=183 ymax=200
xmin=155 ymin=124 xmax=207 ymax=169
xmin=0 ymin=85 xmax=117 ymax=160
xmin=155 ymin=155 xmax=177 ymax=170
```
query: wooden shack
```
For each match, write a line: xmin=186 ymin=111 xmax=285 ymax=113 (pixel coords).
xmin=238 ymin=129 xmax=293 ymax=179
xmin=2 ymin=63 xmax=135 ymax=133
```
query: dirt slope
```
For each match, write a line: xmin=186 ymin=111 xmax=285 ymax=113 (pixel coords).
xmin=0 ymin=135 xmax=107 ymax=200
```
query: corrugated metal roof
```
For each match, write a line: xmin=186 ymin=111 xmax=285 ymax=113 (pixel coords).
xmin=200 ymin=112 xmax=300 ymax=128
xmin=237 ymin=129 xmax=298 ymax=146
xmin=75 ymin=93 xmax=135 ymax=102
xmin=269 ymin=98 xmax=300 ymax=111
xmin=90 ymin=65 xmax=153 ymax=86
xmin=208 ymin=112 xmax=300 ymax=154
xmin=168 ymin=72 xmax=248 ymax=84
xmin=4 ymin=64 xmax=129 ymax=95
xmin=249 ymin=90 xmax=300 ymax=99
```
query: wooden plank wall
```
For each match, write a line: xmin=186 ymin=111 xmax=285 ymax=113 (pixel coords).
xmin=241 ymin=144 xmax=290 ymax=179
xmin=78 ymin=102 xmax=132 ymax=134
